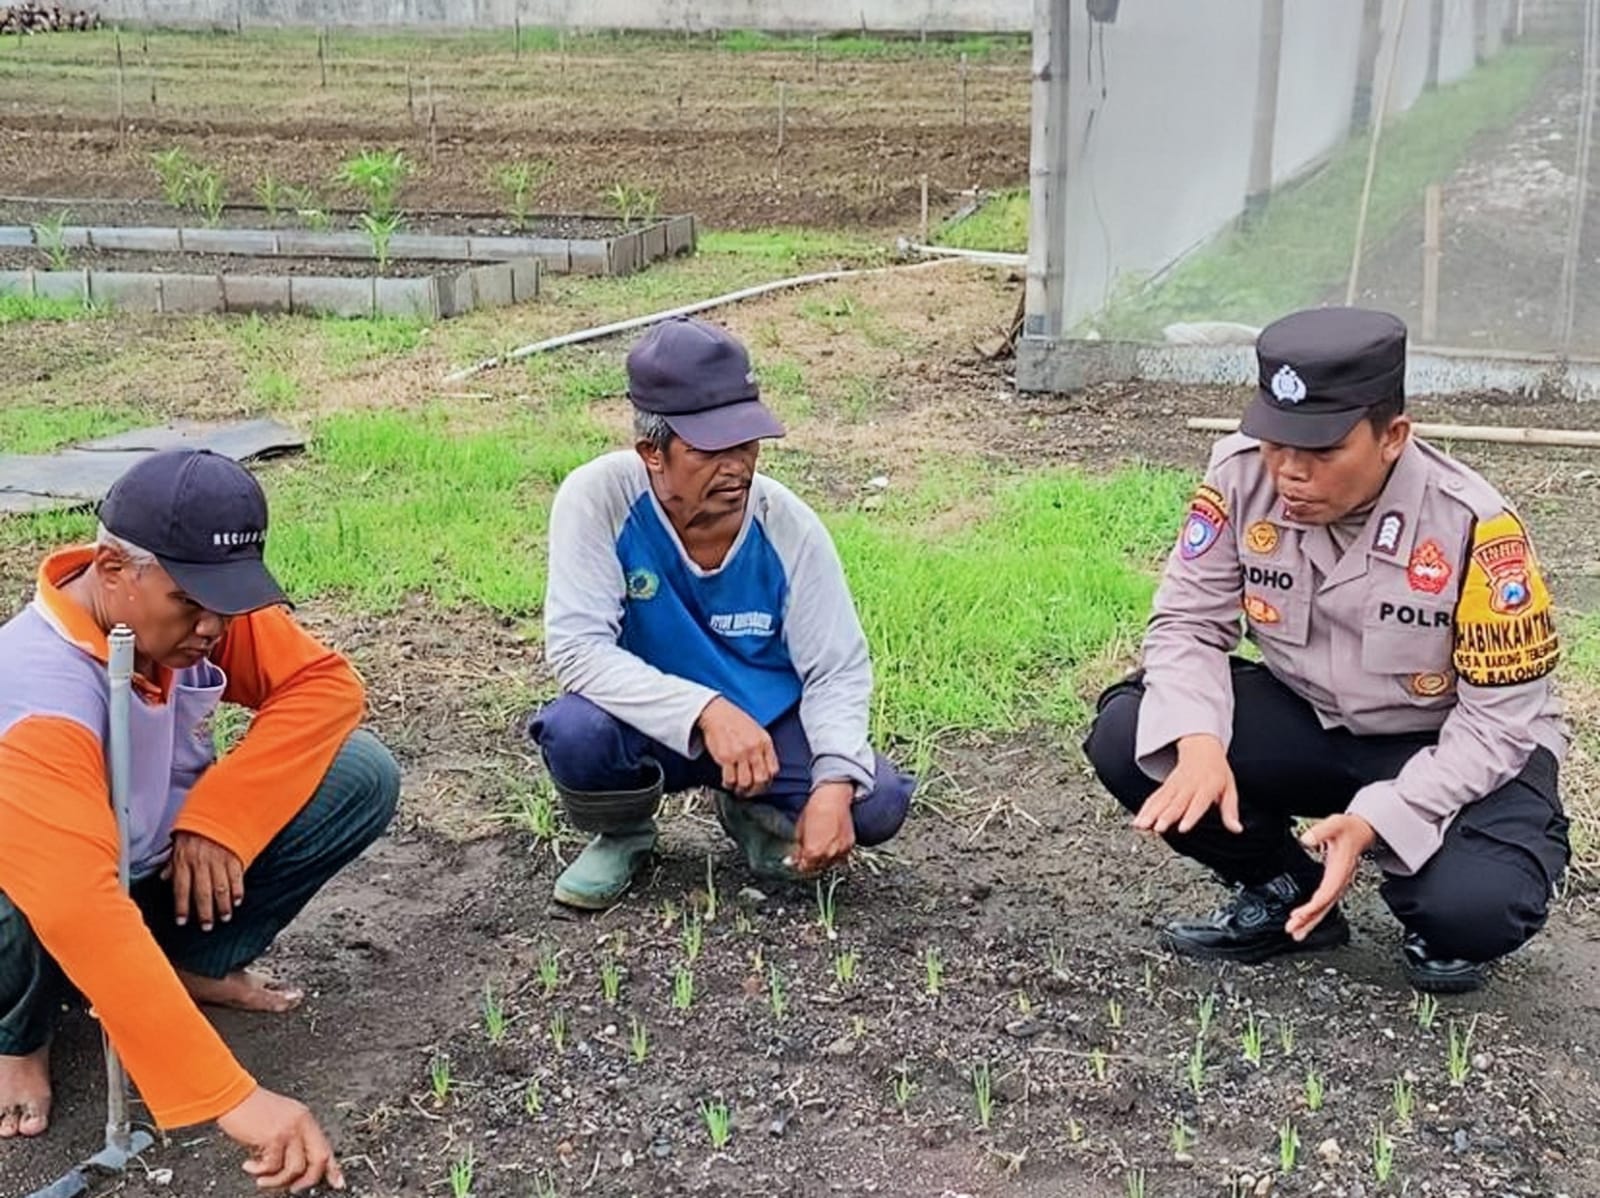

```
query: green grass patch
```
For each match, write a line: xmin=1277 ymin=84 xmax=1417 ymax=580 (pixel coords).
xmin=0 ymin=294 xmax=100 ymax=326
xmin=933 ymin=189 xmax=1029 ymax=254
xmin=714 ymin=29 xmax=1023 ymax=58
xmin=0 ymin=402 xmax=146 ymax=455
xmin=1092 ymin=44 xmax=1552 ymax=338
xmin=319 ymin=316 xmax=430 ymax=370
xmin=698 ymin=228 xmax=885 ymax=266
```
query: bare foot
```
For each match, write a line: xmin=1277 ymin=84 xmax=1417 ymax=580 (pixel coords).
xmin=177 ymin=968 xmax=305 ymax=1013
xmin=0 ymin=1044 xmax=51 ymax=1139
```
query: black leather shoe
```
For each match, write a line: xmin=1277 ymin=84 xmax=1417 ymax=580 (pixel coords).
xmin=1401 ymin=934 xmax=1487 ymax=994
xmin=1161 ymin=873 xmax=1351 ymax=964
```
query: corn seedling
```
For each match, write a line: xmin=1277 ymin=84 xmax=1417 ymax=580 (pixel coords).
xmin=186 ymin=164 xmax=226 ymax=226
xmin=538 ymin=953 xmax=560 ymax=996
xmin=734 ymin=910 xmax=754 ymax=934
xmin=834 ymin=950 xmax=859 ymax=986
xmin=768 ymin=965 xmax=788 ymax=1021
xmin=1141 ymin=960 xmax=1155 ymax=996
xmin=336 ymin=148 xmax=411 ymax=218
xmin=152 ymin=147 xmax=193 ymax=208
xmin=1241 ymin=1010 xmax=1265 ymax=1067
xmin=1447 ymin=1016 xmax=1476 ymax=1086
xmin=1089 ymin=1047 xmax=1109 ymax=1083
xmin=672 ymin=964 xmax=695 ymax=1010
xmin=358 ymin=211 xmax=404 ymax=272
xmin=602 ymin=181 xmax=661 ymax=229
xmin=518 ymin=781 xmax=559 ymax=844
xmin=548 ymin=1009 xmax=569 ymax=1052
xmin=1372 ymin=1122 xmax=1395 ymax=1183
xmin=971 ymin=1060 xmax=993 ymax=1130
xmin=1170 ymin=1117 xmax=1193 ymax=1156
xmin=748 ymin=944 xmax=766 ymax=975
xmin=1015 ymin=990 xmax=1033 ymax=1016
xmin=1304 ymin=1068 xmax=1325 ymax=1111
xmin=659 ymin=899 xmax=681 ymax=926
xmin=629 ymin=1015 xmax=649 ymax=1064
xmin=892 ymin=1064 xmax=915 ymax=1111
xmin=429 ymin=1053 xmax=452 ymax=1105
xmin=1278 ymin=1118 xmax=1300 ymax=1173
xmin=1279 ymin=1019 xmax=1296 ymax=1055
xmin=31 ymin=210 xmax=71 ymax=270
xmin=482 ymin=981 xmax=507 ymax=1045
xmin=852 ymin=1015 xmax=867 ymax=1039
xmin=703 ymin=853 xmax=719 ymax=922
xmin=1392 ymin=1076 xmax=1415 ymax=1127
xmin=924 ymin=947 xmax=944 ymax=996
xmin=1196 ymin=991 xmax=1216 ymax=1037
xmin=1045 ymin=939 xmax=1069 ymax=978
xmin=1124 ymin=1168 xmax=1146 ymax=1198
xmin=1414 ymin=990 xmax=1441 ymax=1030
xmin=530 ymin=1172 xmax=557 ymax=1198
xmin=492 ymin=159 xmax=554 ymax=229
xmin=815 ymin=874 xmax=841 ymax=939
xmin=523 ymin=1078 xmax=543 ymax=1115
xmin=681 ymin=913 xmax=704 ymax=963
xmin=1187 ymin=1037 xmax=1206 ymax=1098
xmin=1106 ymin=998 xmax=1124 ymax=1029
xmin=700 ymin=1099 xmax=732 ymax=1150
xmin=254 ymin=171 xmax=292 ymax=219
xmin=449 ymin=1146 xmax=474 ymax=1198
xmin=1067 ymin=1117 xmax=1085 ymax=1144
xmin=600 ymin=960 xmax=622 ymax=1005
xmin=286 ymin=185 xmax=332 ymax=230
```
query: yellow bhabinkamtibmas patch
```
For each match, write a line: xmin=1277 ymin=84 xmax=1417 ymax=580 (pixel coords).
xmin=1452 ymin=511 xmax=1559 ymax=687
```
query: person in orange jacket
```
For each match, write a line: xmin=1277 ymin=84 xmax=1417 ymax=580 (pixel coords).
xmin=0 ymin=449 xmax=399 ymax=1193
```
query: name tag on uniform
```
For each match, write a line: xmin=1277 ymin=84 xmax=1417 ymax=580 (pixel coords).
xmin=1377 ymin=601 xmax=1450 ymax=629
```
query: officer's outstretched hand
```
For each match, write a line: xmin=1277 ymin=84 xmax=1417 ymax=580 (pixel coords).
xmin=217 ymin=1085 xmax=343 ymax=1193
xmin=698 ymin=696 xmax=780 ymax=797
xmin=1286 ymin=814 xmax=1377 ymax=941
xmin=1133 ymin=734 xmax=1242 ymax=836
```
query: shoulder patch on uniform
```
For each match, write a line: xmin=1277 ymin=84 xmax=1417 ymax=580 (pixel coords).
xmin=1452 ymin=511 xmax=1559 ymax=687
xmin=1179 ymin=484 xmax=1227 ymax=560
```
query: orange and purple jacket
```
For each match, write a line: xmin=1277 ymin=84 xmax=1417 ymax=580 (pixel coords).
xmin=0 ymin=548 xmax=365 ymax=1127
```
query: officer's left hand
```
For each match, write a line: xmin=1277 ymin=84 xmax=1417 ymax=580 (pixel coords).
xmin=790 ymin=782 xmax=856 ymax=876
xmin=164 ymin=831 xmax=246 ymax=931
xmin=1285 ymin=814 xmax=1376 ymax=941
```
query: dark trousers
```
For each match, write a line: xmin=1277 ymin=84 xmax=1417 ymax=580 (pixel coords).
xmin=0 ymin=729 xmax=400 ymax=1056
xmin=528 ymin=694 xmax=916 ymax=846
xmin=1082 ymin=661 xmax=1569 ymax=963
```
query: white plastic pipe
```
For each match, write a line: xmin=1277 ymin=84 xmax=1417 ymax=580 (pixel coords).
xmin=443 ymin=257 xmax=960 ymax=383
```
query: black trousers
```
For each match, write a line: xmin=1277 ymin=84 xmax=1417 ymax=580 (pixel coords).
xmin=1083 ymin=661 xmax=1570 ymax=963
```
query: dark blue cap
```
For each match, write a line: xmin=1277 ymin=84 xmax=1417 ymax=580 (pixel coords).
xmin=98 ymin=449 xmax=288 ymax=616
xmin=1241 ymin=307 xmax=1407 ymax=449
xmin=626 ymin=317 xmax=785 ymax=451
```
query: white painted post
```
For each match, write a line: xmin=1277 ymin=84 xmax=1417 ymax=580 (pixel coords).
xmin=1023 ymin=0 xmax=1069 ymax=342
xmin=1422 ymin=183 xmax=1442 ymax=341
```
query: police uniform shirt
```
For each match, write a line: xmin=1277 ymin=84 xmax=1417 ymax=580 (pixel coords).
xmin=1136 ymin=432 xmax=1567 ymax=876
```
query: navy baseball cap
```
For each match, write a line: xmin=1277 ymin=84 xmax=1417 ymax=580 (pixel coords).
xmin=626 ymin=317 xmax=785 ymax=451
xmin=1241 ymin=307 xmax=1407 ymax=450
xmin=98 ymin=449 xmax=288 ymax=616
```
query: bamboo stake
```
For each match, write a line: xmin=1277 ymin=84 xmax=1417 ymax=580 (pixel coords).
xmin=1186 ymin=416 xmax=1600 ymax=449
xmin=317 ymin=26 xmax=327 ymax=89
xmin=427 ymin=76 xmax=438 ymax=164
xmin=406 ymin=64 xmax=414 ymax=124
xmin=115 ymin=32 xmax=125 ymax=146
xmin=1346 ymin=0 xmax=1412 ymax=305
xmin=959 ymin=52 xmax=970 ymax=129
xmin=1422 ymin=183 xmax=1442 ymax=341
xmin=919 ymin=174 xmax=930 ymax=244
xmin=775 ymin=80 xmax=787 ymax=155
xmin=514 ymin=16 xmax=521 ymax=60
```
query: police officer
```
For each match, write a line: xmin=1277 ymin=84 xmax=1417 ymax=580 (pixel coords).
xmin=1083 ymin=307 xmax=1570 ymax=993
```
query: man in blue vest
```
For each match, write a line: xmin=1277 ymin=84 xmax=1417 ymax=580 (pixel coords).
xmin=527 ymin=317 xmax=916 ymax=909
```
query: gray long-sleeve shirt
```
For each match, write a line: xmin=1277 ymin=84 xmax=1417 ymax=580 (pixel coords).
xmin=544 ymin=451 xmax=877 ymax=793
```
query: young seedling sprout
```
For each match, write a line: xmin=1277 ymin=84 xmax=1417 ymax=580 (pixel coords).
xmin=1241 ymin=1010 xmax=1265 ymax=1067
xmin=971 ymin=1060 xmax=993 ymax=1130
xmin=629 ymin=1015 xmax=649 ymax=1064
xmin=1414 ymin=990 xmax=1441 ymax=1030
xmin=681 ymin=913 xmax=704 ymax=963
xmin=1106 ymin=997 xmax=1124 ymax=1030
xmin=834 ymin=950 xmax=859 ymax=986
xmin=1124 ymin=1167 xmax=1146 ymax=1198
xmin=530 ymin=1171 xmax=558 ymax=1198
xmin=151 ymin=147 xmax=193 ymax=208
xmin=1447 ymin=1016 xmax=1477 ymax=1086
xmin=1089 ymin=1047 xmax=1109 ymax=1083
xmin=1067 ymin=1117 xmax=1085 ymax=1144
xmin=492 ymin=159 xmax=554 ymax=229
xmin=187 ymin=164 xmax=226 ymax=226
xmin=924 ymin=947 xmax=944 ymax=996
xmin=31 ymin=210 xmax=71 ymax=271
xmin=768 ymin=965 xmax=788 ymax=1021
xmin=703 ymin=853 xmax=719 ymax=923
xmin=815 ymin=874 xmax=841 ymax=940
xmin=520 ymin=781 xmax=559 ymax=845
xmin=1187 ymin=1038 xmax=1206 ymax=1099
xmin=1141 ymin=959 xmax=1155 ymax=997
xmin=672 ymin=964 xmax=695 ymax=1011
xmin=600 ymin=960 xmax=622 ymax=1005
xmin=1278 ymin=1118 xmax=1300 ymax=1173
xmin=429 ymin=1053 xmax=452 ymax=1105
xmin=449 ymin=1146 xmax=474 ymax=1198
xmin=523 ymin=1078 xmax=543 ymax=1115
xmin=482 ymin=980 xmax=507 ymax=1045
xmin=358 ymin=211 xmax=404 ymax=273
xmin=1170 ymin=1117 xmax=1194 ymax=1157
xmin=700 ymin=1099 xmax=732 ymax=1150
xmin=734 ymin=910 xmax=754 ymax=935
xmin=1045 ymin=939 xmax=1069 ymax=979
xmin=1392 ymin=1075 xmax=1415 ymax=1127
xmin=538 ymin=952 xmax=560 ymax=996
xmin=1279 ymin=1019 xmax=1296 ymax=1055
xmin=1015 ymin=991 xmax=1033 ymax=1016
xmin=1196 ymin=991 xmax=1217 ymax=1037
xmin=1372 ymin=1122 xmax=1396 ymax=1183
xmin=254 ymin=171 xmax=291 ymax=220
xmin=1304 ymin=1067 xmax=1325 ymax=1112
xmin=336 ymin=148 xmax=411 ymax=218
xmin=892 ymin=1063 xmax=915 ymax=1111
xmin=548 ymin=1009 xmax=569 ymax=1052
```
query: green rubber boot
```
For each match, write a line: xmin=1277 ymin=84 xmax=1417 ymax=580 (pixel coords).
xmin=714 ymin=792 xmax=801 ymax=882
xmin=552 ymin=824 xmax=658 ymax=910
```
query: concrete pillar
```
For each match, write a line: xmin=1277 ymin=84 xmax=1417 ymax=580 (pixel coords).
xmin=1351 ymin=0 xmax=1385 ymax=134
xmin=1243 ymin=0 xmax=1284 ymax=229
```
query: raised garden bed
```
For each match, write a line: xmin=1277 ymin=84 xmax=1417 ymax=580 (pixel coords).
xmin=0 ymin=224 xmax=539 ymax=319
xmin=0 ymin=197 xmax=697 ymax=277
